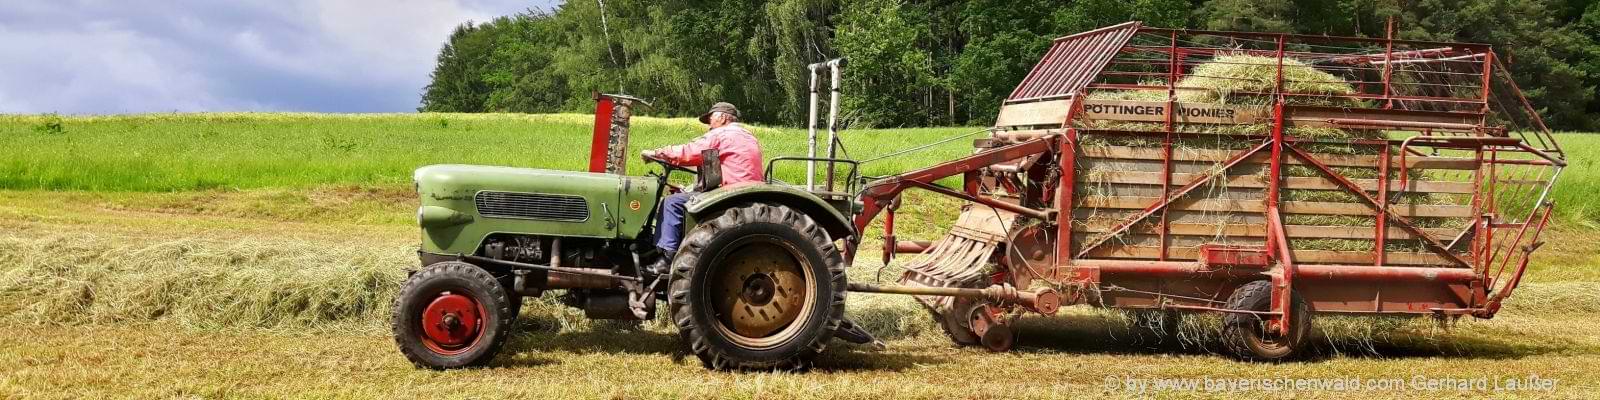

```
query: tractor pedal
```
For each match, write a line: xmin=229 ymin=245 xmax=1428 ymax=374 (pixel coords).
xmin=833 ymin=319 xmax=886 ymax=350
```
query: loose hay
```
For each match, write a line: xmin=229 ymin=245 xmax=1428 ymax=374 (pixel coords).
xmin=0 ymin=231 xmax=409 ymax=330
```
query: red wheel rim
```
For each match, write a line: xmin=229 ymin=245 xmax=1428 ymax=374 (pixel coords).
xmin=419 ymin=291 xmax=486 ymax=355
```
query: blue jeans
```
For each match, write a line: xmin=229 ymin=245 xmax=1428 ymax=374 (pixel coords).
xmin=655 ymin=192 xmax=694 ymax=255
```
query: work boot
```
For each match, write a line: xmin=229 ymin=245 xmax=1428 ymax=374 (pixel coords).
xmin=643 ymin=250 xmax=674 ymax=282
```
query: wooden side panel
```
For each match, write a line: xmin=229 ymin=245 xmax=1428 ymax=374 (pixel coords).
xmin=1088 ymin=170 xmax=1474 ymax=193
xmin=1081 ymin=146 xmax=1479 ymax=170
xmin=1083 ymin=245 xmax=1452 ymax=266
xmin=1078 ymin=196 xmax=1473 ymax=218
xmin=1071 ymin=144 xmax=1474 ymax=266
xmin=1072 ymin=220 xmax=1460 ymax=240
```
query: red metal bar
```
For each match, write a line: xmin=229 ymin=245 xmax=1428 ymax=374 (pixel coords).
xmin=1376 ymin=145 xmax=1390 ymax=266
xmin=1137 ymin=27 xmax=1493 ymax=50
xmin=1266 ymin=35 xmax=1293 ymax=337
xmin=1265 ymin=40 xmax=1288 ymax=332
xmin=1495 ymin=57 xmax=1563 ymax=156
xmin=1009 ymin=22 xmax=1141 ymax=102
xmin=1158 ymin=132 xmax=1176 ymax=260
xmin=588 ymin=96 xmax=616 ymax=173
xmin=1322 ymin=118 xmax=1479 ymax=131
xmin=1294 ymin=264 xmax=1477 ymax=283
xmin=1160 ymin=31 xmax=1178 ymax=261
xmin=1480 ymin=202 xmax=1554 ymax=317
xmin=1122 ymin=45 xmax=1408 ymax=62
xmin=1056 ymin=133 xmax=1077 ymax=268
xmin=902 ymin=180 xmax=1052 ymax=221
xmin=1268 ymin=39 xmax=1286 ymax=210
xmin=1483 ymin=148 xmax=1499 ymax=267
xmin=1267 ymin=206 xmax=1297 ymax=336
xmin=1480 ymin=51 xmax=1495 ymax=113
xmin=854 ymin=136 xmax=1056 ymax=234
xmin=1492 ymin=203 xmax=1539 ymax=283
xmin=882 ymin=199 xmax=897 ymax=266
xmin=893 ymin=240 xmax=932 ymax=254
xmin=1056 ymin=96 xmax=1085 ymax=268
xmin=1162 ymin=303 xmax=1281 ymax=316
xmin=1512 ymin=142 xmax=1569 ymax=167
xmin=1087 ymin=260 xmax=1259 ymax=278
xmin=1050 ymin=21 xmax=1142 ymax=42
xmin=1083 ymin=85 xmax=1493 ymax=105
xmin=1320 ymin=47 xmax=1464 ymax=65
xmin=1381 ymin=18 xmax=1395 ymax=109
xmin=1079 ymin=259 xmax=1476 ymax=283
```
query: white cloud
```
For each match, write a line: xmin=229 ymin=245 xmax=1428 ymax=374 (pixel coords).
xmin=0 ymin=0 xmax=554 ymax=114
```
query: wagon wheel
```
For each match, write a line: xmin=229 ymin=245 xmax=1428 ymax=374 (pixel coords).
xmin=391 ymin=261 xmax=517 ymax=369
xmin=1221 ymin=280 xmax=1311 ymax=362
xmin=668 ymin=203 xmax=846 ymax=370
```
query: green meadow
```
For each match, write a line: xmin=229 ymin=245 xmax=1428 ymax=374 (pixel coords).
xmin=0 ymin=113 xmax=979 ymax=192
xmin=1 ymin=113 xmax=1597 ymax=399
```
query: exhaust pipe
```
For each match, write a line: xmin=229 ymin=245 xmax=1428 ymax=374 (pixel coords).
xmin=805 ymin=64 xmax=821 ymax=190
xmin=825 ymin=58 xmax=846 ymax=191
xmin=804 ymin=58 xmax=846 ymax=191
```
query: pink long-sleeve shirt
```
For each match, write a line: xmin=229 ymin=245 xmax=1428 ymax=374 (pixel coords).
xmin=651 ymin=123 xmax=765 ymax=187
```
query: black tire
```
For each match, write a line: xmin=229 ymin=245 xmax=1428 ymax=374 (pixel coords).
xmin=392 ymin=261 xmax=516 ymax=369
xmin=668 ymin=203 xmax=847 ymax=370
xmin=1222 ymin=280 xmax=1311 ymax=362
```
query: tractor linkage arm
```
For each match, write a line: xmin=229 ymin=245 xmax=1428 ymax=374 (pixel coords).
xmin=841 ymin=134 xmax=1060 ymax=307
xmin=851 ymin=134 xmax=1059 ymax=235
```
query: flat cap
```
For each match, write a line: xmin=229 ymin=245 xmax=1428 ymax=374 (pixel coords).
xmin=698 ymin=102 xmax=739 ymax=124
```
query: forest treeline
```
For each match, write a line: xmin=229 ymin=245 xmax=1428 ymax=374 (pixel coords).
xmin=419 ymin=0 xmax=1600 ymax=129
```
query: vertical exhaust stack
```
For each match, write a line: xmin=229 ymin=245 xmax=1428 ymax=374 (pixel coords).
xmin=805 ymin=65 xmax=822 ymax=190
xmin=804 ymin=58 xmax=847 ymax=191
xmin=825 ymin=58 xmax=846 ymax=191
xmin=589 ymin=93 xmax=648 ymax=175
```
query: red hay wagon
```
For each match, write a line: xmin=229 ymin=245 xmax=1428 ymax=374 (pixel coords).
xmin=845 ymin=22 xmax=1566 ymax=360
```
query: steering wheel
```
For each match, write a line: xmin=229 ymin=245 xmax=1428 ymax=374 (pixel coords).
xmin=644 ymin=154 xmax=696 ymax=194
xmin=644 ymin=154 xmax=696 ymax=175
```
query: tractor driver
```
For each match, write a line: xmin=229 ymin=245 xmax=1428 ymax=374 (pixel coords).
xmin=640 ymin=102 xmax=765 ymax=277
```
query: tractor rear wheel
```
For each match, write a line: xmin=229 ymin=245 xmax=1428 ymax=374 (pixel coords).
xmin=392 ymin=261 xmax=516 ymax=369
xmin=668 ymin=203 xmax=847 ymax=370
xmin=1221 ymin=280 xmax=1310 ymax=362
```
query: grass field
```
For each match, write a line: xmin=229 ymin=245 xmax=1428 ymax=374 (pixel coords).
xmin=0 ymin=113 xmax=979 ymax=191
xmin=1 ymin=113 xmax=1598 ymax=398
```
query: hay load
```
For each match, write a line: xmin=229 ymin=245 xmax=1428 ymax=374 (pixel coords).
xmin=1073 ymin=54 xmax=1465 ymax=255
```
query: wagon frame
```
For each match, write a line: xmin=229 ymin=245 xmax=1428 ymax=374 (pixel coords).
xmin=846 ymin=21 xmax=1566 ymax=359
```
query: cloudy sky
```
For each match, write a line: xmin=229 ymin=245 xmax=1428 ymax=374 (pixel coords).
xmin=0 ymin=0 xmax=560 ymax=114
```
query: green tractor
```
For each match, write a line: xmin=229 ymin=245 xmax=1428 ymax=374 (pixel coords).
xmin=391 ymin=94 xmax=873 ymax=370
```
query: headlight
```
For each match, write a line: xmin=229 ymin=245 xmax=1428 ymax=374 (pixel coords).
xmin=417 ymin=206 xmax=473 ymax=228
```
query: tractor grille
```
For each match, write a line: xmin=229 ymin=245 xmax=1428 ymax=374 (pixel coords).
xmin=474 ymin=191 xmax=589 ymax=222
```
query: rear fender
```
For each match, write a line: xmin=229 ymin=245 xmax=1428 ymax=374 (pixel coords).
xmin=685 ymin=184 xmax=855 ymax=241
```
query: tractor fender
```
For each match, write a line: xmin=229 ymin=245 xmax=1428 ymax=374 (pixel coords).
xmin=685 ymin=184 xmax=854 ymax=241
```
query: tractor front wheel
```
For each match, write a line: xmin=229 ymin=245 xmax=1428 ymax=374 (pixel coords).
xmin=392 ymin=261 xmax=516 ymax=369
xmin=669 ymin=203 xmax=847 ymax=370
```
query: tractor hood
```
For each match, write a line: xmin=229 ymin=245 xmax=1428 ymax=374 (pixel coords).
xmin=414 ymin=164 xmax=659 ymax=254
